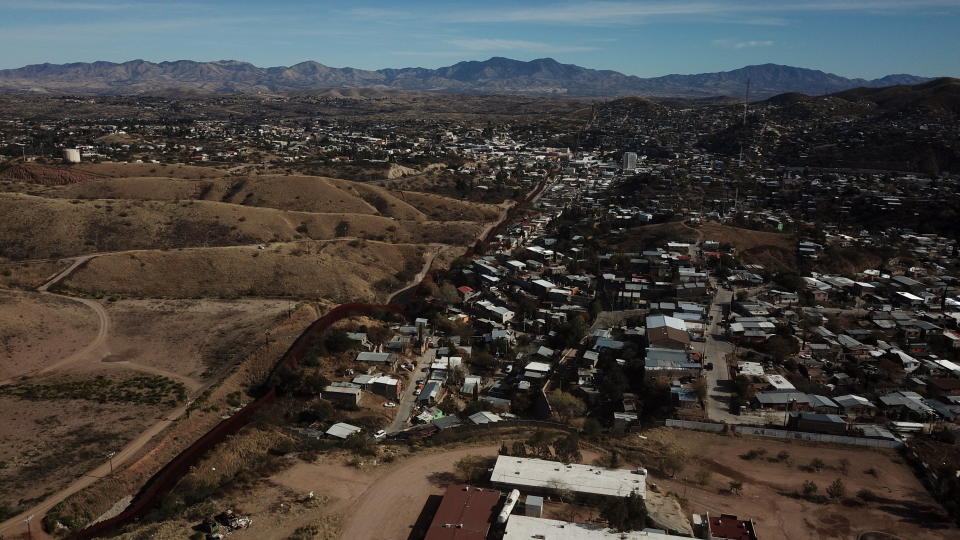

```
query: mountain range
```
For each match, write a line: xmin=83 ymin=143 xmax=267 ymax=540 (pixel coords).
xmin=0 ymin=57 xmax=934 ymax=98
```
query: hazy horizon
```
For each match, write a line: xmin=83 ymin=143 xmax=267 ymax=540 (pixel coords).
xmin=1 ymin=1 xmax=958 ymax=79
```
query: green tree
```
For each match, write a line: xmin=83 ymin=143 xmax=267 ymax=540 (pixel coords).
xmin=582 ymin=418 xmax=602 ymax=438
xmin=548 ymin=389 xmax=587 ymax=423
xmin=528 ymin=430 xmax=555 ymax=457
xmin=602 ymin=491 xmax=647 ymax=532
xmin=802 ymin=480 xmax=818 ymax=498
xmin=552 ymin=433 xmax=583 ymax=463
xmin=455 ymin=455 xmax=493 ymax=483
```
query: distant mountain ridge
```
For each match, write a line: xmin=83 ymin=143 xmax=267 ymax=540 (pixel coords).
xmin=0 ymin=57 xmax=935 ymax=98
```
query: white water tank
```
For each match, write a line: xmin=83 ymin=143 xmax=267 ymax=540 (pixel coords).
xmin=63 ymin=148 xmax=81 ymax=163
xmin=497 ymin=489 xmax=520 ymax=524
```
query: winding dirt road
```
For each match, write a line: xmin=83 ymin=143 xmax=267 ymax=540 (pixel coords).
xmin=0 ymin=254 xmax=204 ymax=538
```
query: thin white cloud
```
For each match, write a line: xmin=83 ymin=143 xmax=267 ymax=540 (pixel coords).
xmin=443 ymin=1 xmax=960 ymax=25
xmin=0 ymin=0 xmax=189 ymax=10
xmin=446 ymin=38 xmax=597 ymax=53
xmin=0 ymin=16 xmax=275 ymax=41
xmin=713 ymin=39 xmax=775 ymax=49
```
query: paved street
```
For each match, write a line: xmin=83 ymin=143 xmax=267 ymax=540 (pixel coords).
xmin=702 ymin=287 xmax=737 ymax=423
xmin=386 ymin=346 xmax=436 ymax=434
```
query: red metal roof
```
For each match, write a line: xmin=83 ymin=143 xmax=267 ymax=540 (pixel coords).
xmin=709 ymin=514 xmax=759 ymax=540
xmin=424 ymin=484 xmax=501 ymax=540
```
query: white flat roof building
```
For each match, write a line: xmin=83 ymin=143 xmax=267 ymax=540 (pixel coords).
xmin=490 ymin=456 xmax=646 ymax=499
xmin=504 ymin=516 xmax=688 ymax=539
xmin=738 ymin=361 xmax=764 ymax=377
xmin=525 ymin=361 xmax=552 ymax=373
xmin=325 ymin=422 xmax=361 ymax=439
xmin=766 ymin=374 xmax=796 ymax=390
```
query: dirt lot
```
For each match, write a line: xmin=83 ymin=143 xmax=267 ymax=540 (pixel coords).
xmin=0 ymin=290 xmax=99 ymax=381
xmin=0 ymin=390 xmax=166 ymax=515
xmin=699 ymin=221 xmax=794 ymax=252
xmin=101 ymin=298 xmax=297 ymax=383
xmin=272 ymin=443 xmax=604 ymax=540
xmin=627 ymin=428 xmax=955 ymax=539
xmin=698 ymin=221 xmax=797 ymax=271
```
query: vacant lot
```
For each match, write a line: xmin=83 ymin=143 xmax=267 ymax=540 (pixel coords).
xmin=699 ymin=221 xmax=794 ymax=252
xmin=102 ymin=298 xmax=298 ymax=382
xmin=0 ymin=384 xmax=170 ymax=518
xmin=0 ymin=290 xmax=99 ymax=381
xmin=699 ymin=221 xmax=797 ymax=271
xmin=609 ymin=222 xmax=700 ymax=252
xmin=626 ymin=428 xmax=954 ymax=539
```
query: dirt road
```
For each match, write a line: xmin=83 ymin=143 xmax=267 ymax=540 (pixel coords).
xmin=338 ymin=444 xmax=502 ymax=540
xmin=0 ymin=254 xmax=207 ymax=537
xmin=0 ymin=399 xmax=193 ymax=539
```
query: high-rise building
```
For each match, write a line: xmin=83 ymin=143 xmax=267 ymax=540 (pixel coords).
xmin=622 ymin=151 xmax=637 ymax=170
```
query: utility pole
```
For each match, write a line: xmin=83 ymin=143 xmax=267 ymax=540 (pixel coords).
xmin=107 ymin=451 xmax=116 ymax=476
xmin=24 ymin=514 xmax=34 ymax=540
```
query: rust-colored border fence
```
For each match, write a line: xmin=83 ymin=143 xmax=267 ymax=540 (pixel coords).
xmin=72 ymin=177 xmax=548 ymax=539
xmin=72 ymin=303 xmax=401 ymax=539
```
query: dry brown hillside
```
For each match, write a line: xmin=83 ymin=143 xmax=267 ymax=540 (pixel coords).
xmin=698 ymin=221 xmax=797 ymax=272
xmin=57 ymin=240 xmax=425 ymax=302
xmin=72 ymin=162 xmax=227 ymax=179
xmin=0 ymin=193 xmax=485 ymax=260
xmin=49 ymin=174 xmax=501 ymax=220
xmin=397 ymin=190 xmax=502 ymax=221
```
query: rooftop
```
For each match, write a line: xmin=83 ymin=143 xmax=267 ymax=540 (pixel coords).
xmin=425 ymin=484 xmax=502 ymax=540
xmin=503 ymin=516 xmax=690 ymax=540
xmin=708 ymin=513 xmax=759 ymax=540
xmin=490 ymin=456 xmax=646 ymax=499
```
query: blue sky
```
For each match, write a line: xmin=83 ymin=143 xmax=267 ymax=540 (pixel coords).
xmin=1 ymin=1 xmax=958 ymax=78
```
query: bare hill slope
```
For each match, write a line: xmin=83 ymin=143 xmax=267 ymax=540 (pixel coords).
xmin=50 ymin=174 xmax=501 ymax=222
xmin=58 ymin=240 xmax=425 ymax=302
xmin=0 ymin=193 xmax=484 ymax=260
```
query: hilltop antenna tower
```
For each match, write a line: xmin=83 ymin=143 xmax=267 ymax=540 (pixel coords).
xmin=738 ymin=78 xmax=751 ymax=166
xmin=743 ymin=78 xmax=751 ymax=125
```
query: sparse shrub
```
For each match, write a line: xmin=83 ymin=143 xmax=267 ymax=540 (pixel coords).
xmin=827 ymin=478 xmax=846 ymax=501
